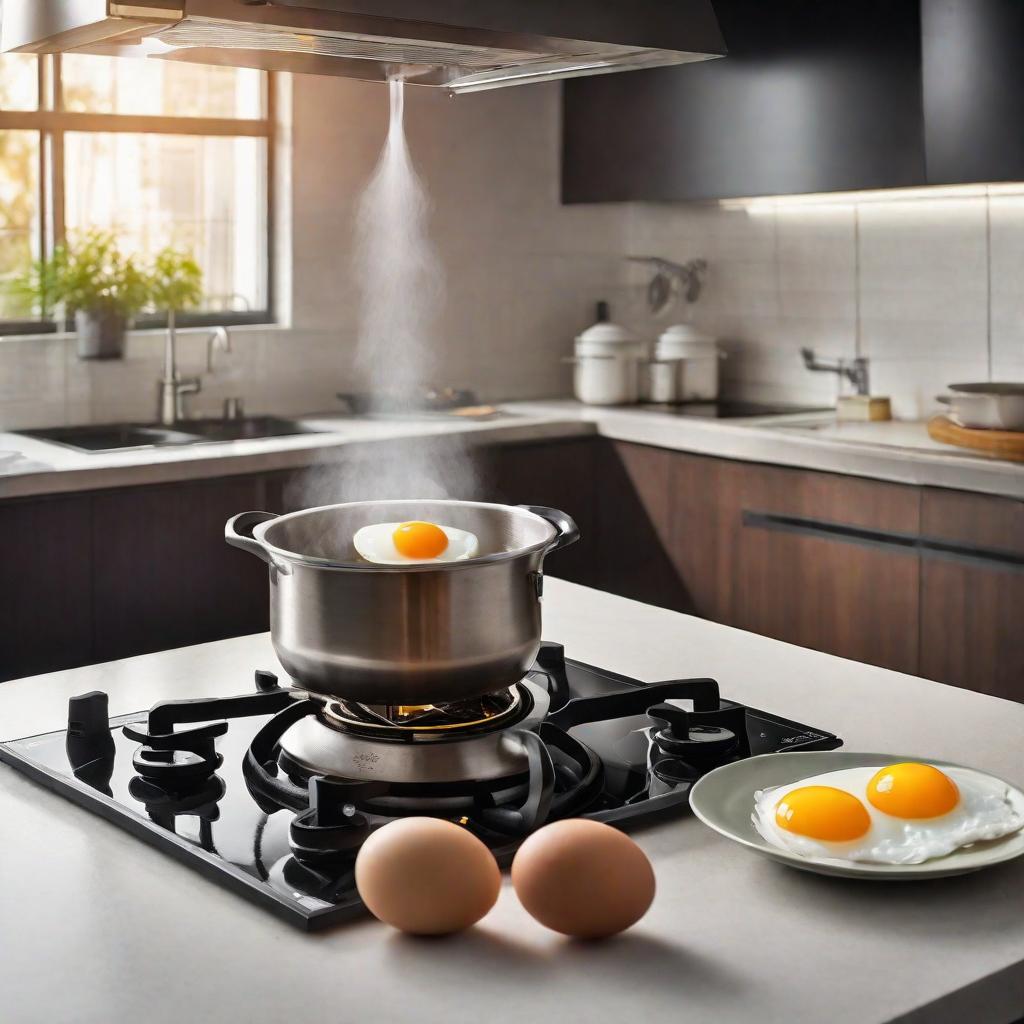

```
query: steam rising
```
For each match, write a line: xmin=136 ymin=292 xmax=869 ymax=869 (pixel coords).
xmin=291 ymin=78 xmax=482 ymax=512
xmin=354 ymin=78 xmax=443 ymax=407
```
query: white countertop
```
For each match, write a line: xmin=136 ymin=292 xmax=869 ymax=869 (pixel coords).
xmin=2 ymin=580 xmax=1023 ymax=1024
xmin=511 ymin=400 xmax=1024 ymax=499
xmin=0 ymin=411 xmax=594 ymax=499
xmin=2 ymin=400 xmax=1023 ymax=501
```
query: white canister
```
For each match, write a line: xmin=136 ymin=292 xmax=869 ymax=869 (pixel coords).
xmin=656 ymin=324 xmax=720 ymax=402
xmin=573 ymin=354 xmax=642 ymax=405
xmin=572 ymin=320 xmax=646 ymax=406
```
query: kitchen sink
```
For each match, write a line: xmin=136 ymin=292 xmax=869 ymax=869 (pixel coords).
xmin=18 ymin=416 xmax=322 ymax=453
xmin=183 ymin=415 xmax=322 ymax=442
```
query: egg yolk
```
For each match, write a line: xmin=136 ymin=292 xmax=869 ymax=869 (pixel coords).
xmin=775 ymin=786 xmax=872 ymax=842
xmin=392 ymin=521 xmax=449 ymax=560
xmin=867 ymin=763 xmax=960 ymax=819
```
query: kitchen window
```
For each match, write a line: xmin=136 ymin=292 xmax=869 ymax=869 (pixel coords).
xmin=0 ymin=53 xmax=273 ymax=335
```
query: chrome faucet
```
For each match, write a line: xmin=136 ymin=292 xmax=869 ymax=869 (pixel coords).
xmin=801 ymin=347 xmax=870 ymax=396
xmin=206 ymin=326 xmax=232 ymax=372
xmin=156 ymin=313 xmax=233 ymax=426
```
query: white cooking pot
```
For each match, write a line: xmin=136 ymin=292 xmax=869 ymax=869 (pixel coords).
xmin=656 ymin=325 xmax=721 ymax=402
xmin=937 ymin=383 xmax=1024 ymax=430
xmin=570 ymin=321 xmax=647 ymax=406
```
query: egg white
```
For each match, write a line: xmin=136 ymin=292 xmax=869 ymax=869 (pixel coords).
xmin=353 ymin=522 xmax=480 ymax=565
xmin=752 ymin=765 xmax=1024 ymax=865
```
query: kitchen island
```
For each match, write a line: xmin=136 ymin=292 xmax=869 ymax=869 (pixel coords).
xmin=1 ymin=580 xmax=1022 ymax=1024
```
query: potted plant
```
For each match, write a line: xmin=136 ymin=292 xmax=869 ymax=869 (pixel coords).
xmin=147 ymin=246 xmax=203 ymax=333
xmin=16 ymin=229 xmax=149 ymax=359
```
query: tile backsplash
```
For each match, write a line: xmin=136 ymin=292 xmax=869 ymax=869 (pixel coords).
xmin=2 ymin=73 xmax=1023 ymax=431
xmin=621 ymin=192 xmax=1024 ymax=418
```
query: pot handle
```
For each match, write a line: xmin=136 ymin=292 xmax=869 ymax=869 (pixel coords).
xmin=936 ymin=394 xmax=952 ymax=405
xmin=520 ymin=505 xmax=580 ymax=554
xmin=225 ymin=511 xmax=281 ymax=566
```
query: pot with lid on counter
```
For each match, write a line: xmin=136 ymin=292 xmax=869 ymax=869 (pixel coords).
xmin=654 ymin=324 xmax=721 ymax=403
xmin=569 ymin=303 xmax=647 ymax=406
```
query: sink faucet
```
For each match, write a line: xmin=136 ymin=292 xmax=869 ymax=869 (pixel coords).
xmin=800 ymin=347 xmax=870 ymax=396
xmin=206 ymin=326 xmax=232 ymax=372
xmin=156 ymin=313 xmax=233 ymax=426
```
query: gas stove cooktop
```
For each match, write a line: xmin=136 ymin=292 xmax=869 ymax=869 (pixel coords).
xmin=0 ymin=644 xmax=841 ymax=930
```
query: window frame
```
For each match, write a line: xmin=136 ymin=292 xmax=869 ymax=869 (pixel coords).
xmin=0 ymin=54 xmax=275 ymax=336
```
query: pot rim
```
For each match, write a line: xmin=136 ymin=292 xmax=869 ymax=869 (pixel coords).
xmin=253 ymin=498 xmax=561 ymax=572
xmin=947 ymin=382 xmax=1024 ymax=397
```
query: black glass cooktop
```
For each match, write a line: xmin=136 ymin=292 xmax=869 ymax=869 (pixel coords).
xmin=0 ymin=647 xmax=841 ymax=930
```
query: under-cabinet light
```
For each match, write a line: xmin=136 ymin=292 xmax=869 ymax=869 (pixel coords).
xmin=719 ymin=183 xmax=1024 ymax=214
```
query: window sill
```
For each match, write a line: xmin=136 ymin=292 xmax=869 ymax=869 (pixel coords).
xmin=0 ymin=322 xmax=282 ymax=345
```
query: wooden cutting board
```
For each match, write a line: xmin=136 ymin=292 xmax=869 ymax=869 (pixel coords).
xmin=928 ymin=415 xmax=1024 ymax=461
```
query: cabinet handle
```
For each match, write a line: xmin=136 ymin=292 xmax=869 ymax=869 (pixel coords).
xmin=742 ymin=510 xmax=1024 ymax=574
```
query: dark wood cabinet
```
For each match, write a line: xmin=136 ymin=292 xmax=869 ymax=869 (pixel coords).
xmin=730 ymin=467 xmax=922 ymax=676
xmin=563 ymin=0 xmax=1024 ymax=202
xmin=597 ymin=442 xmax=689 ymax=610
xmin=919 ymin=489 xmax=1024 ymax=700
xmin=4 ymin=439 xmax=1021 ymax=703
xmin=0 ymin=495 xmax=94 ymax=681
xmin=667 ymin=451 xmax=745 ymax=622
xmin=92 ymin=474 xmax=270 ymax=662
xmin=487 ymin=437 xmax=602 ymax=590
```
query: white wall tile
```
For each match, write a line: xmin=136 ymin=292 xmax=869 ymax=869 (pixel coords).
xmin=988 ymin=194 xmax=1024 ymax=378
xmin=857 ymin=198 xmax=988 ymax=364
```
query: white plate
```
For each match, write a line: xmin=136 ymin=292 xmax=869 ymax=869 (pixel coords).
xmin=689 ymin=750 xmax=1024 ymax=880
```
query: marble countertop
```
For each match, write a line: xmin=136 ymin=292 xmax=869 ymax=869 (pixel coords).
xmin=2 ymin=400 xmax=1022 ymax=501
xmin=2 ymin=580 xmax=1023 ymax=1024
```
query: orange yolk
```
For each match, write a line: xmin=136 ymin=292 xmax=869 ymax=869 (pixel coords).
xmin=392 ymin=521 xmax=449 ymax=560
xmin=775 ymin=786 xmax=872 ymax=842
xmin=867 ymin=763 xmax=960 ymax=819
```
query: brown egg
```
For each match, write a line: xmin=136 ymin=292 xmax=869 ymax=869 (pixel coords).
xmin=355 ymin=817 xmax=501 ymax=935
xmin=511 ymin=819 xmax=655 ymax=939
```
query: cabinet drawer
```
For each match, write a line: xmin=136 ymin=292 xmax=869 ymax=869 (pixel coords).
xmin=921 ymin=489 xmax=1024 ymax=556
xmin=741 ymin=465 xmax=920 ymax=535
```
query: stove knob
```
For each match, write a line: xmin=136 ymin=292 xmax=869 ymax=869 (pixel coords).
xmin=648 ymin=703 xmax=737 ymax=761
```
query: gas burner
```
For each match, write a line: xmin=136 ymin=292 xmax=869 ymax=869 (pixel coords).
xmin=275 ymin=680 xmax=549 ymax=787
xmin=0 ymin=643 xmax=843 ymax=930
xmin=323 ymin=686 xmax=522 ymax=735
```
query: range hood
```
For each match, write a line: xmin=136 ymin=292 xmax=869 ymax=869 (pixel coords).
xmin=1 ymin=1 xmax=726 ymax=93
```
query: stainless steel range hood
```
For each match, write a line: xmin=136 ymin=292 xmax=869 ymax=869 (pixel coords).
xmin=1 ymin=1 xmax=725 ymax=93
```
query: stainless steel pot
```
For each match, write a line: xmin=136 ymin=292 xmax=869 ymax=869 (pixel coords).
xmin=937 ymin=383 xmax=1024 ymax=430
xmin=225 ymin=500 xmax=578 ymax=704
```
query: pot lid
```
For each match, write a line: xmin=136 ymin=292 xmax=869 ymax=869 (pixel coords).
xmin=658 ymin=323 xmax=715 ymax=345
xmin=577 ymin=321 xmax=637 ymax=345
xmin=948 ymin=382 xmax=1024 ymax=395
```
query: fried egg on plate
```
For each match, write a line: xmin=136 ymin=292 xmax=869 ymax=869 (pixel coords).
xmin=753 ymin=763 xmax=1024 ymax=865
xmin=353 ymin=521 xmax=480 ymax=565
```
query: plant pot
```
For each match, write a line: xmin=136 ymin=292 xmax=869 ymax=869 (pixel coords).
xmin=75 ymin=308 xmax=127 ymax=360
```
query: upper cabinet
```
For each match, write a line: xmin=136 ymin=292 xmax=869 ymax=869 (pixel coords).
xmin=921 ymin=0 xmax=1024 ymax=185
xmin=563 ymin=0 xmax=1024 ymax=203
